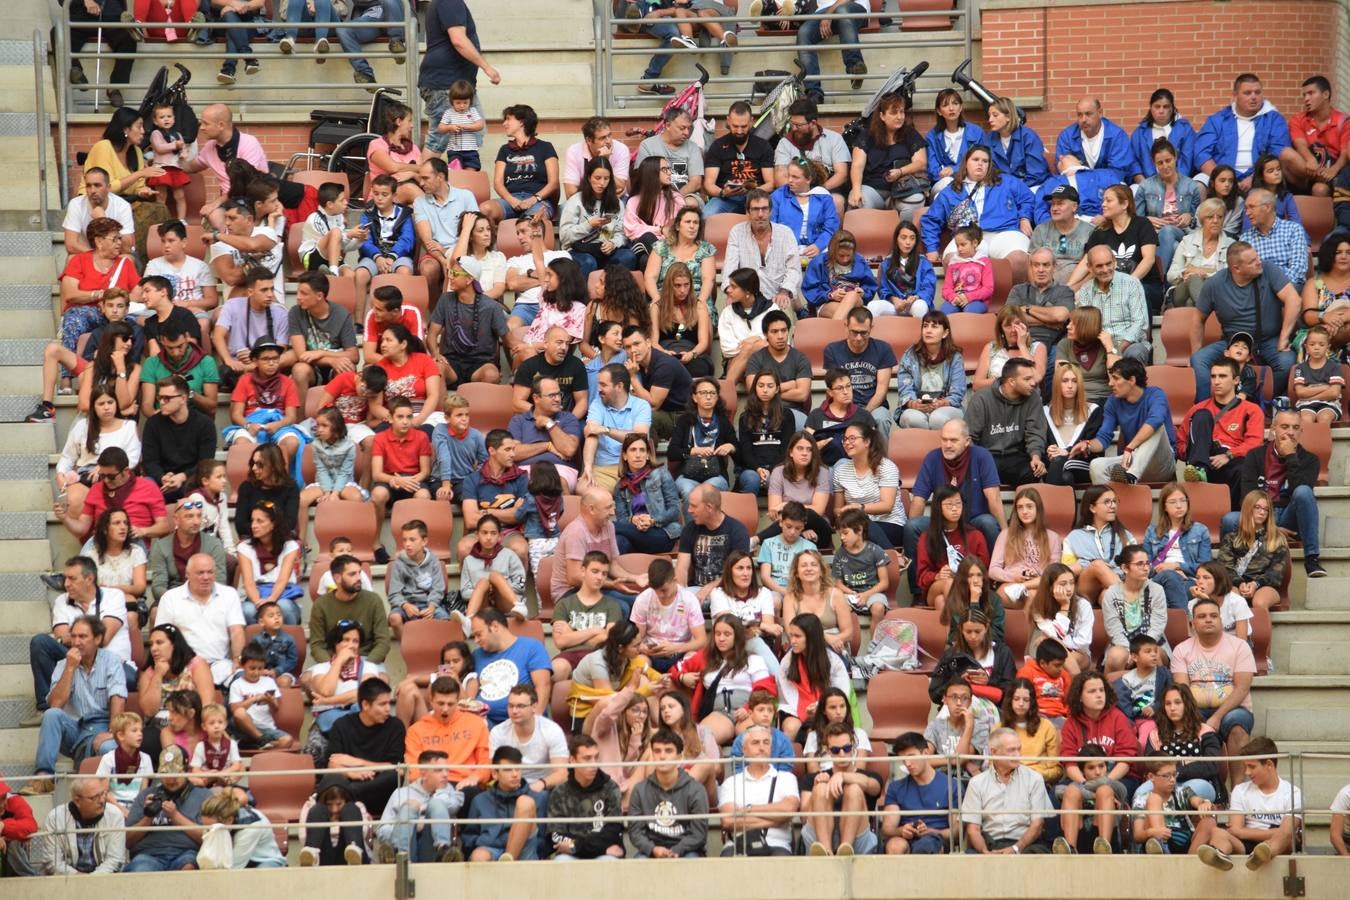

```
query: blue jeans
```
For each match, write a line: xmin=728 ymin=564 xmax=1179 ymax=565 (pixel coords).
xmin=571 ymin=246 xmax=640 ymax=283
xmin=704 ymin=195 xmax=748 ymax=216
xmin=1220 ymin=484 xmax=1319 ymax=555
xmin=676 ymin=474 xmax=729 ymax=502
xmin=495 ymin=193 xmax=553 ymax=221
xmin=907 ymin=832 xmax=947 ymax=854
xmin=241 ymin=594 xmax=302 ymax=626
xmin=1199 ymin=706 xmax=1255 ymax=741
xmin=902 ymin=512 xmax=1002 ymax=590
xmin=1192 ymin=338 xmax=1293 ymax=404
xmin=736 ymin=468 xmax=763 ymax=494
xmin=615 ymin=520 xmax=676 ymax=554
xmin=125 ymin=847 xmax=199 ymax=872
xmin=218 ymin=10 xmax=262 ymax=62
xmin=800 ymin=822 xmax=877 ymax=855
xmin=382 ymin=796 xmax=452 ymax=860
xmin=339 ymin=0 xmax=406 ymax=78
xmin=796 ymin=2 xmax=866 ymax=95
xmin=29 ymin=633 xmax=65 ymax=709
xmin=285 ymin=0 xmax=335 ymax=41
xmin=1155 ymin=225 xmax=1184 ymax=277
xmin=35 ymin=708 xmax=114 ymax=775
xmin=1152 ymin=568 xmax=1195 ymax=610
xmin=638 ymin=1 xmax=679 ymax=80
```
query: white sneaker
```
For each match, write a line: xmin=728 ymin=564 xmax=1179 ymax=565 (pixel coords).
xmin=344 ymin=843 xmax=364 ymax=865
xmin=315 ymin=38 xmax=330 ymax=61
xmin=279 ymin=36 xmax=295 ymax=54
xmin=299 ymin=846 xmax=319 ymax=867
xmin=670 ymin=35 xmax=698 ymax=50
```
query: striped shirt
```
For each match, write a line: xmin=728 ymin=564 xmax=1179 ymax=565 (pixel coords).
xmin=830 ymin=458 xmax=907 ymax=526
xmin=1240 ymin=218 xmax=1311 ymax=291
xmin=1076 ymin=271 xmax=1149 ymax=345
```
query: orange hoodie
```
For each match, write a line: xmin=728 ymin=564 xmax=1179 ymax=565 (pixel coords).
xmin=1016 ymin=659 xmax=1071 ymax=719
xmin=405 ymin=709 xmax=490 ymax=783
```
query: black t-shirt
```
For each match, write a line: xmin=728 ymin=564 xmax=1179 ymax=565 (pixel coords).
xmin=1085 ymin=216 xmax=1161 ymax=284
xmin=857 ymin=129 xmax=926 ymax=192
xmin=639 ymin=348 xmax=692 ymax=412
xmin=678 ymin=514 xmax=750 ymax=588
xmin=513 ymin=352 xmax=589 ymax=412
xmin=703 ymin=133 xmax=774 ymax=190
xmin=420 ymin=0 xmax=480 ymax=89
xmin=141 ymin=306 xmax=199 ymax=347
xmin=327 ymin=712 xmax=406 ymax=765
xmin=82 ymin=321 xmax=146 ymax=363
xmin=496 ymin=138 xmax=558 ymax=198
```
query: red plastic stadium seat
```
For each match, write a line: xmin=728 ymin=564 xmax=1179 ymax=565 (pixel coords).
xmin=453 ymin=381 xmax=517 ymax=435
xmin=705 ymin=213 xmax=746 ymax=269
xmin=1016 ymin=482 xmax=1077 ymax=537
xmin=242 ymin=624 xmax=308 ymax=676
xmin=866 ymin=671 xmax=932 ymax=741
xmin=887 ymin=427 xmax=941 ymax=490
xmin=841 ymin=208 xmax=900 ymax=260
xmin=794 ymin=318 xmax=846 ymax=376
xmin=1145 ymin=365 xmax=1196 ymax=428
xmin=899 ymin=0 xmax=955 ymax=30
xmin=948 ymin=313 xmax=995 ymax=373
xmin=401 ymin=619 xmax=466 ymax=674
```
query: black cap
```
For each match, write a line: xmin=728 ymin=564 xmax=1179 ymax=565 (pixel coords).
xmin=1045 ymin=183 xmax=1080 ymax=203
xmin=251 ymin=337 xmax=286 ymax=356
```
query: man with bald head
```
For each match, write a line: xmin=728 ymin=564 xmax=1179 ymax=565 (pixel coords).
xmin=148 ymin=498 xmax=228 ymax=603
xmin=512 ymin=325 xmax=590 ymax=417
xmin=1075 ymin=245 xmax=1150 ymax=363
xmin=1055 ymin=99 xmax=1132 ymax=180
xmin=1007 ymin=247 xmax=1076 ymax=364
xmin=154 ymin=552 xmax=246 ymax=683
xmin=1239 ymin=188 xmax=1311 ymax=291
xmin=183 ymin=104 xmax=269 ymax=224
xmin=550 ymin=486 xmax=647 ymax=610
xmin=1190 ymin=241 xmax=1300 ymax=401
xmin=677 ymin=484 xmax=750 ymax=601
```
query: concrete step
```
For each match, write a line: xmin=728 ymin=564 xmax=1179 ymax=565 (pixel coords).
xmin=1301 ymin=577 xmax=1350 ymax=611
xmin=0 ymin=423 xmax=54 ymax=454
xmin=0 ymin=600 xmax=52 ymax=635
xmin=0 ymin=309 xmax=61 ymax=339
xmin=0 ymin=694 xmax=35 ymax=729
xmin=0 ymin=540 xmax=57 ymax=573
xmin=0 ymin=481 xmax=56 ymax=514
xmin=1287 ymin=642 xmax=1350 ymax=675
xmin=1253 ymin=676 xmax=1350 ymax=742
xmin=0 ymin=665 xmax=31 ymax=698
xmin=0 ymin=725 xmax=37 ymax=762
xmin=0 ymin=395 xmax=44 ymax=424
xmin=1269 ymin=612 xmax=1350 ymax=665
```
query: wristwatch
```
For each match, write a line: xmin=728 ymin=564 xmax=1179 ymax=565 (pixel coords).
xmin=544 ymin=417 xmax=557 ymax=430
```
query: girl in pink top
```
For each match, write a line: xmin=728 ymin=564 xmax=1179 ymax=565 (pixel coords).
xmin=366 ymin=101 xmax=423 ymax=205
xmin=623 ymin=157 xmax=683 ymax=261
xmin=940 ymin=225 xmax=994 ymax=313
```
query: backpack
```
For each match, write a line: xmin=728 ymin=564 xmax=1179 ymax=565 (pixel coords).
xmin=858 ymin=616 xmax=919 ymax=676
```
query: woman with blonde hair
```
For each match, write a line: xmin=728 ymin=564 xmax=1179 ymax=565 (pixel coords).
xmin=989 ymin=487 xmax=1063 ymax=608
xmin=1043 ymin=360 xmax=1102 ymax=485
xmin=650 ymin=260 xmax=712 ymax=377
xmin=1215 ymin=490 xmax=1289 ymax=612
xmin=781 ymin=549 xmax=853 ymax=658
xmin=1166 ymin=197 xmax=1233 ymax=308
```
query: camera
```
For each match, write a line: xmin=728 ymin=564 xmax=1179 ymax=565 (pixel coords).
xmin=142 ymin=790 xmax=166 ymax=819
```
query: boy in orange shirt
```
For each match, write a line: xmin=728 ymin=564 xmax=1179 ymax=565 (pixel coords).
xmin=1016 ymin=640 xmax=1071 ymax=726
xmin=405 ymin=675 xmax=490 ymax=814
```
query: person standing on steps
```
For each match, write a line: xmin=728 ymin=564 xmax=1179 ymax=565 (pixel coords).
xmin=420 ymin=0 xmax=499 ymax=158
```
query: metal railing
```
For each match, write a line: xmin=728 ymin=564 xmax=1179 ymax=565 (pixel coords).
xmin=33 ymin=29 xmax=51 ymax=226
xmin=595 ymin=4 xmax=973 ymax=112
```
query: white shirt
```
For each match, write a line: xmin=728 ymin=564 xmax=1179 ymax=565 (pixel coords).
xmin=228 ymin=673 xmax=282 ymax=730
xmin=1080 ymin=129 xmax=1104 ymax=169
xmin=505 ymin=250 xmax=571 ymax=308
xmin=64 ymin=193 xmax=135 ymax=238
xmin=96 ymin=747 xmax=152 ymax=802
xmin=144 ymin=255 xmax=217 ymax=305
xmin=1230 ymin=777 xmax=1302 ymax=830
xmin=190 ymin=736 xmax=241 ymax=770
xmin=708 ymin=587 xmax=775 ymax=627
xmin=1234 ymin=111 xmax=1257 ymax=173
xmin=702 ymin=654 xmax=771 ymax=695
xmin=52 ymin=587 xmax=132 ymax=667
xmin=237 ymin=539 xmax=301 ymax=587
xmin=488 ymin=715 xmax=569 ymax=783
xmin=306 ymin=657 xmax=385 ymax=714
xmin=211 ymin=224 xmax=283 ymax=281
xmin=154 ymin=583 xmax=245 ymax=665
xmin=718 ymin=765 xmax=799 ymax=850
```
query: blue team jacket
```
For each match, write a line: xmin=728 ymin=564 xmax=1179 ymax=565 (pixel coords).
xmin=921 ymin=177 xmax=1035 ymax=250
xmin=1129 ymin=117 xmax=1198 ymax=179
xmin=1055 ymin=117 xmax=1133 ymax=180
xmin=985 ymin=125 xmax=1052 ymax=188
xmin=1194 ymin=104 xmax=1292 ymax=180
xmin=925 ymin=123 xmax=986 ymax=181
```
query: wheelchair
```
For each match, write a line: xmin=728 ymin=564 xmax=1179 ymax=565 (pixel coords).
xmin=284 ymin=87 xmax=405 ymax=206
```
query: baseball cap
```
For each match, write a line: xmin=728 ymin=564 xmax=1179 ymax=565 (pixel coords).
xmin=1045 ymin=184 xmax=1080 ymax=203
xmin=159 ymin=745 xmax=187 ymax=774
xmin=251 ymin=337 xmax=286 ymax=356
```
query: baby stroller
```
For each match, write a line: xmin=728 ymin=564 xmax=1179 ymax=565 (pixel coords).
xmin=841 ymin=60 xmax=928 ymax=149
xmin=285 ymin=88 xmax=406 ymax=205
xmin=626 ymin=64 xmax=714 ymax=151
xmin=750 ymin=60 xmax=807 ymax=149
xmin=137 ymin=63 xmax=200 ymax=146
xmin=950 ymin=57 xmax=1026 ymax=126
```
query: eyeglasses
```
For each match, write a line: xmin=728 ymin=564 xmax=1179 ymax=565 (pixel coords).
xmin=694 ymin=389 xmax=718 ymax=397
xmin=158 ymin=392 xmax=183 ymax=401
xmin=179 ymin=499 xmax=204 ymax=511
xmin=847 ymin=329 xmax=870 ymax=338
xmin=250 ymin=460 xmax=266 ymax=469
xmin=827 ymin=744 xmax=855 ymax=755
xmin=447 ymin=268 xmax=469 ymax=279
xmin=540 ymin=391 xmax=563 ymax=400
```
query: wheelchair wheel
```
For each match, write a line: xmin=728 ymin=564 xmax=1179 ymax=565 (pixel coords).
xmin=327 ymin=132 xmax=378 ymax=205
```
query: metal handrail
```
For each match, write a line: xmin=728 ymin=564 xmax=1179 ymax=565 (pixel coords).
xmin=598 ymin=3 xmax=972 ymax=110
xmin=33 ymin=30 xmax=50 ymax=227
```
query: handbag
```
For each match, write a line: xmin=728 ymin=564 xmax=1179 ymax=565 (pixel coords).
xmin=725 ymin=775 xmax=779 ymax=856
xmin=695 ymin=665 xmax=729 ymax=721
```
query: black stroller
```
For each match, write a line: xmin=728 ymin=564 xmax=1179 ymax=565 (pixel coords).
xmin=136 ymin=63 xmax=200 ymax=148
xmin=841 ymin=60 xmax=929 ymax=149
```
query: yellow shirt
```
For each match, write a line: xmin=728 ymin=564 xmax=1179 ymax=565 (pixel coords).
xmin=1015 ymin=718 xmax=1062 ymax=783
xmin=82 ymin=140 xmax=148 ymax=197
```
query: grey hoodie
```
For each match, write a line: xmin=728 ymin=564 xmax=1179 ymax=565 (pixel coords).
xmin=388 ymin=549 xmax=447 ymax=612
xmin=626 ymin=769 xmax=708 ymax=857
xmin=965 ymin=382 xmax=1047 ymax=460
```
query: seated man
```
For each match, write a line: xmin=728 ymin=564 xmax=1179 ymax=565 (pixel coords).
xmin=339 ymin=0 xmax=408 ymax=88
xmin=881 ymin=731 xmax=959 ymax=855
xmin=1029 ymin=186 xmax=1094 ymax=285
xmin=426 ymin=261 xmax=508 ymax=388
xmin=960 ymin=727 xmax=1052 ymax=853
xmin=773 ymin=99 xmax=852 ymax=215
xmin=511 ymin=326 xmax=590 ymax=417
xmin=148 ymin=500 xmax=228 ymax=603
xmin=1076 ymin=246 xmax=1151 ymax=364
xmin=1054 ymin=98 xmax=1133 ymax=180
xmin=457 ymin=428 xmax=531 ymax=569
xmin=547 ymin=734 xmax=626 ymax=859
xmin=1225 ymin=409 xmax=1324 ymax=577
xmin=21 ymin=615 xmax=125 ymax=796
xmin=964 ymin=358 xmax=1047 ymax=486
xmin=1199 ymin=736 xmax=1300 ymax=871
xmin=822 ymin=307 xmax=898 ymax=439
xmin=1007 ymin=248 xmax=1075 ymax=367
xmin=463 ymin=745 xmax=539 ymax=861
xmin=123 ymin=746 xmax=211 ymax=871
xmin=676 ymin=483 xmax=751 ymax=602
xmin=414 ymin=157 xmax=480 ymax=299
xmin=325 ymin=678 xmax=406 ymax=815
xmin=1073 ymin=358 xmax=1177 ymax=486
xmin=549 ymin=488 xmax=647 ymax=610
xmin=1190 ymin=241 xmax=1300 ymax=402
xmin=1171 ymin=597 xmax=1256 ymax=788
xmin=633 ymin=109 xmax=704 ymax=205
xmin=1281 ymin=75 xmax=1349 ymax=197
xmin=375 ymin=749 xmax=456 ymax=863
xmin=287 ymin=271 xmax=360 ymax=395
xmin=627 ymin=729 xmax=709 ymax=859
xmin=488 ymin=683 xmax=569 ymax=845
xmin=622 ymin=325 xmax=692 ymax=442
xmin=1177 ymin=358 xmax=1264 ymax=504
xmin=717 ymin=724 xmax=800 ymax=857
xmin=211 ymin=268 xmax=293 ymax=382
xmin=508 ymin=376 xmax=583 ymax=488
xmin=208 ymin=199 xmax=283 ymax=296
xmin=469 ymin=609 xmax=553 ymax=728
xmin=53 ymin=447 xmax=170 ymax=544
xmin=31 ymin=775 xmax=124 ymax=875
xmin=703 ymin=102 xmax=776 ymax=216
xmin=721 ymin=191 xmax=802 ymax=311
xmin=63 ymin=167 xmax=134 ymax=255
xmin=743 ymin=310 xmax=814 ymax=430
xmin=581 ymin=364 xmax=652 ymax=492
xmin=155 ymin=553 xmax=246 ymax=683
xmin=1239 ymin=189 xmax=1311 ymax=292
xmin=140 ymin=376 xmax=216 ymax=504
xmin=138 ymin=324 xmax=221 ymax=419
xmin=361 ymin=285 xmax=423 ymax=366
xmin=801 ymin=722 xmax=883 ymax=856
xmin=1194 ymin=73 xmax=1291 ymax=189
xmin=563 ymin=116 xmax=632 ymax=197
xmin=794 ymin=0 xmax=869 ymax=104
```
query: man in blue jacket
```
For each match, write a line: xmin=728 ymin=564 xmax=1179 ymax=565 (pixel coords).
xmin=1054 ymin=99 xmax=1132 ymax=181
xmin=1071 ymin=358 xmax=1177 ymax=486
xmin=1194 ymin=74 xmax=1292 ymax=189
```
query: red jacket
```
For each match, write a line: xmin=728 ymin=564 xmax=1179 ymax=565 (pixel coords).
xmin=1060 ymin=708 xmax=1141 ymax=776
xmin=1176 ymin=397 xmax=1264 ymax=460
xmin=0 ymin=779 xmax=38 ymax=842
xmin=1016 ymin=659 xmax=1071 ymax=719
xmin=915 ymin=527 xmax=990 ymax=593
xmin=670 ymin=649 xmax=776 ymax=715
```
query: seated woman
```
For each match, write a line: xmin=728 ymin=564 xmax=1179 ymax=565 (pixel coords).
xmin=55 ymin=219 xmax=142 ymax=386
xmin=623 ymin=157 xmax=682 ymax=267
xmin=895 ymin=310 xmax=966 ymax=430
xmin=1064 ymin=484 xmax=1134 ymax=603
xmin=1055 ymin=671 xmax=1140 ymax=854
xmin=581 ymin=263 xmax=651 ymax=361
xmin=57 ymin=384 xmax=142 ymax=520
xmin=776 ymin=613 xmax=850 ymax=742
xmin=233 ymin=444 xmax=300 ymax=545
xmin=984 ymin=97 xmax=1051 ymax=192
xmin=1166 ymin=198 xmax=1234 ymax=309
xmin=847 ymin=92 xmax=928 ymax=222
xmin=1136 ymin=138 xmax=1201 ymax=276
xmin=939 ymin=555 xmax=1005 ymax=646
xmin=643 ymin=206 xmax=716 ymax=320
xmin=1043 ymin=361 xmax=1103 ymax=487
xmin=567 ymin=620 xmax=659 ymax=733
xmin=668 ymin=613 xmax=775 ymax=746
xmin=928 ymin=607 xmax=1016 ymax=706
xmin=1128 ymin=89 xmax=1197 ymax=183
xmin=781 ymin=551 xmax=854 ymax=662
xmin=304 ymin=621 xmax=386 ymax=736
xmin=584 ymin=687 xmax=652 ymax=807
xmin=735 ymin=371 xmax=793 ymax=496
xmin=236 ymin=502 xmax=303 ymax=626
xmin=921 ymin=145 xmax=1034 ymax=280
xmin=1215 ymin=490 xmax=1289 ymax=614
xmin=771 ymin=158 xmax=839 ymax=264
xmin=760 ymin=432 xmax=834 ymax=550
xmin=1143 ymin=482 xmax=1212 ymax=611
xmin=394 ymin=639 xmax=478 ymax=725
xmin=365 ymin=100 xmax=423 ymax=205
xmin=560 ymin=157 xmax=637 ymax=279
xmin=506 ymin=252 xmax=587 ymax=366
xmin=652 ymin=690 xmax=720 ymax=798
xmin=79 ymin=508 xmax=149 ymax=629
xmin=1295 ymin=234 xmax=1350 ymax=358
xmin=1054 ymin=307 xmax=1113 ymax=406
xmin=650 ymin=262 xmax=712 ymax=378
xmin=927 ymin=88 xmax=986 ymax=195
xmin=1100 ymin=545 xmax=1169 ymax=676
xmin=974 ymin=305 xmax=1047 ymax=392
xmin=668 ymin=377 xmax=738 ymax=502
xmin=873 ymin=221 xmax=936 ymax=319
xmin=988 ymin=486 xmax=1063 ymax=609
xmin=999 ymin=677 xmax=1062 ymax=785
xmin=81 ymin=108 xmax=169 ymax=258
xmin=802 ymin=230 xmax=877 ymax=321
xmin=613 ymin=433 xmax=682 ymax=555
xmin=1024 ymin=563 xmax=1094 ymax=675
xmin=831 ymin=420 xmax=907 ymax=549
xmin=916 ymin=486 xmax=991 ymax=614
xmin=708 ymin=550 xmax=782 ymax=675
xmin=137 ymin=623 xmax=216 ymax=763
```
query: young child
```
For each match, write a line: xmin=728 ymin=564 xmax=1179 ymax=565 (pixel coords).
xmin=939 ymin=225 xmax=993 ymax=314
xmin=315 ymin=536 xmax=375 ymax=594
xmin=388 ymin=519 xmax=450 ymax=639
xmin=223 ymin=338 xmax=305 ymax=469
xmin=191 ymin=703 xmax=246 ymax=796
xmin=1200 ymin=737 xmax=1301 ymax=870
xmin=162 ymin=688 xmax=204 ymax=762
xmin=756 ymin=500 xmax=817 ymax=597
xmin=228 ymin=643 xmax=295 ymax=751
xmin=432 ymin=393 xmax=487 ymax=503
xmin=1112 ymin=634 xmax=1172 ymax=747
xmin=1133 ymin=759 xmax=1237 ymax=856
xmin=923 ymin=678 xmax=988 ymax=778
xmin=144 ymin=220 xmax=219 ymax=322
xmin=299 ymin=408 xmax=367 ymax=544
xmin=370 ymin=396 xmax=433 ymax=532
xmin=437 ymin=80 xmax=485 ymax=171
xmin=727 ymin=689 xmax=794 ymax=773
xmin=1294 ymin=324 xmax=1344 ymax=426
xmin=1015 ymin=639 xmax=1071 ymax=727
xmin=1187 ymin=561 xmax=1253 ymax=642
xmin=353 ymin=174 xmax=415 ymax=313
xmin=1224 ymin=332 xmax=1261 ymax=403
xmin=249 ymin=600 xmax=300 ymax=687
xmin=299 ymin=182 xmax=366 ymax=275
xmin=96 ymin=710 xmax=152 ymax=813
xmin=461 ymin=514 xmax=528 ymax=621
xmin=881 ymin=731 xmax=958 ymax=855
xmin=319 ymin=363 xmax=388 ymax=458
xmin=147 ymin=103 xmax=191 ymax=220
xmin=1055 ymin=743 xmax=1119 ymax=855
xmin=522 ymin=461 xmax=565 ymax=584
xmin=831 ymin=507 xmax=893 ymax=621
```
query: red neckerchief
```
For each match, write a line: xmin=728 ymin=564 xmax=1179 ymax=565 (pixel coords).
xmin=470 ymin=540 xmax=504 ymax=564
xmin=1073 ymin=340 xmax=1101 ymax=372
xmin=250 ymin=371 xmax=285 ymax=409
xmin=533 ymin=494 xmax=563 ymax=534
xmin=101 ymin=476 xmax=137 ymax=511
xmin=161 ymin=343 xmax=205 ymax=377
xmin=478 ymin=461 xmax=524 ymax=487
xmin=618 ymin=466 xmax=653 ymax=496
xmin=1263 ymin=443 xmax=1288 ymax=500
xmin=941 ymin=446 xmax=972 ymax=487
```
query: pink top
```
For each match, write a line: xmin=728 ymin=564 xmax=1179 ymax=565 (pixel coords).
xmin=195 ymin=131 xmax=268 ymax=195
xmin=622 ymin=192 xmax=680 ymax=242
xmin=988 ymin=529 xmax=1064 ymax=584
xmin=366 ymin=137 xmax=422 ymax=197
xmin=522 ymin=300 xmax=586 ymax=346
xmin=941 ymin=256 xmax=994 ymax=304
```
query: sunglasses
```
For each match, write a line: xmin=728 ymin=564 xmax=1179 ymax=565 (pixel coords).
xmin=827 ymin=744 xmax=855 ymax=755
xmin=99 ymin=470 xmax=125 ymax=482
xmin=179 ymin=499 xmax=204 ymax=511
xmin=336 ymin=619 xmax=357 ymax=630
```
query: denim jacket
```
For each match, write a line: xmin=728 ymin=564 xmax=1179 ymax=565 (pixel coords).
xmin=1143 ymin=522 xmax=1212 ymax=578
xmin=1136 ymin=175 xmax=1202 ymax=221
xmin=614 ymin=466 xmax=683 ymax=540
xmin=896 ymin=347 xmax=966 ymax=408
